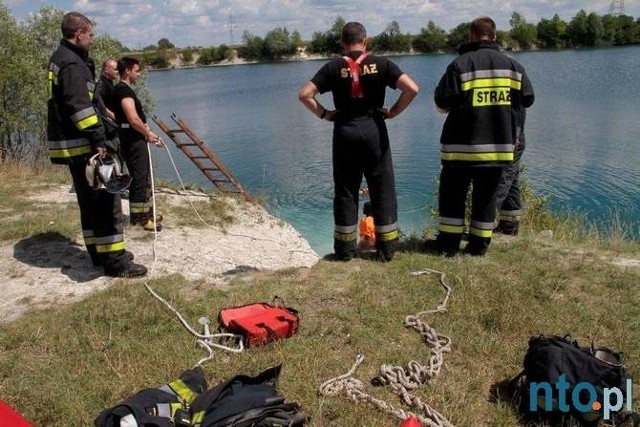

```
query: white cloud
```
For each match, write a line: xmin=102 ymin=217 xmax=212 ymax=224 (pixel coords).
xmin=6 ymin=0 xmax=640 ymax=48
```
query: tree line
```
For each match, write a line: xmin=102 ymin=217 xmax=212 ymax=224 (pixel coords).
xmin=133 ymin=11 xmax=640 ymax=67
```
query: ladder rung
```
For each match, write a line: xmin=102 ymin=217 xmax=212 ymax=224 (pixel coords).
xmin=179 ymin=143 xmax=197 ymax=147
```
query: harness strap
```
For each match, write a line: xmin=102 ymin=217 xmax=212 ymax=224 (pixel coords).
xmin=342 ymin=52 xmax=369 ymax=98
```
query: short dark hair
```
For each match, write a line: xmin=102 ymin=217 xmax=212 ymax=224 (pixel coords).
xmin=117 ymin=57 xmax=140 ymax=77
xmin=470 ymin=16 xmax=496 ymax=40
xmin=341 ymin=22 xmax=367 ymax=45
xmin=61 ymin=11 xmax=92 ymax=39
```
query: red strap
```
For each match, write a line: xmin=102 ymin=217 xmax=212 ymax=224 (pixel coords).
xmin=342 ymin=52 xmax=368 ymax=98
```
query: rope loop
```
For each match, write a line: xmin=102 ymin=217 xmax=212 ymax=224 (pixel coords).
xmin=318 ymin=269 xmax=456 ymax=427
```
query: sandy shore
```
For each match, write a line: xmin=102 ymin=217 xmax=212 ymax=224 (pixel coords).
xmin=0 ymin=185 xmax=319 ymax=323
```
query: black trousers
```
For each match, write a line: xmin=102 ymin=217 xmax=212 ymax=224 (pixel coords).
xmin=496 ymin=146 xmax=524 ymax=227
xmin=121 ymin=138 xmax=152 ymax=223
xmin=437 ymin=165 xmax=503 ymax=254
xmin=69 ymin=159 xmax=126 ymax=267
xmin=332 ymin=116 xmax=398 ymax=256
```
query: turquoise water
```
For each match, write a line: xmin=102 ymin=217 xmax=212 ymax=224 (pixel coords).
xmin=147 ymin=47 xmax=640 ymax=256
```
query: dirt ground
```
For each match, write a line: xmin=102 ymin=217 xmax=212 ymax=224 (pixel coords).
xmin=0 ymin=185 xmax=319 ymax=323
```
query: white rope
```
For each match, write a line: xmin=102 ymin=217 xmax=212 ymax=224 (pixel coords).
xmin=318 ymin=269 xmax=455 ymax=427
xmin=140 ymin=141 xmax=244 ymax=367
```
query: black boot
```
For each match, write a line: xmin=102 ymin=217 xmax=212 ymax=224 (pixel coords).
xmin=495 ymin=220 xmax=519 ymax=236
xmin=334 ymin=239 xmax=356 ymax=261
xmin=104 ymin=260 xmax=148 ymax=278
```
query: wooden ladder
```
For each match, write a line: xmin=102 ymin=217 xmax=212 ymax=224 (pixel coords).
xmin=152 ymin=113 xmax=252 ymax=202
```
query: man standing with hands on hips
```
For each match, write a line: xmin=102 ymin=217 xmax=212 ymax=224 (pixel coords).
xmin=432 ymin=16 xmax=534 ymax=256
xmin=299 ymin=22 xmax=419 ymax=262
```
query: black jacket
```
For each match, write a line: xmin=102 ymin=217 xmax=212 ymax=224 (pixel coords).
xmin=434 ymin=41 xmax=534 ymax=166
xmin=47 ymin=39 xmax=105 ymax=164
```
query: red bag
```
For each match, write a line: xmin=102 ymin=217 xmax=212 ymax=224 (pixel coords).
xmin=218 ymin=301 xmax=299 ymax=346
xmin=0 ymin=401 xmax=35 ymax=427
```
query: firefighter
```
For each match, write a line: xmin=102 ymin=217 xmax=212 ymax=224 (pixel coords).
xmin=47 ymin=12 xmax=146 ymax=277
xmin=113 ymin=56 xmax=164 ymax=231
xmin=495 ymin=139 xmax=525 ymax=235
xmin=432 ymin=16 xmax=534 ymax=256
xmin=299 ymin=22 xmax=419 ymax=261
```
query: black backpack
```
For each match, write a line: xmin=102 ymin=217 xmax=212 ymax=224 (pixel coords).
xmin=190 ymin=364 xmax=309 ymax=427
xmin=520 ymin=334 xmax=631 ymax=426
xmin=95 ymin=365 xmax=308 ymax=427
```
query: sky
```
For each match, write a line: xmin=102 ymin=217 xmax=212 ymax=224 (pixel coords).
xmin=5 ymin=0 xmax=639 ymax=49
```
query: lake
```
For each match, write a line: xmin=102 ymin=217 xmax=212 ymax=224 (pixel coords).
xmin=147 ymin=46 xmax=640 ymax=256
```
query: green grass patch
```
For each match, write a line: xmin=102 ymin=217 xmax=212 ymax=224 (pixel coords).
xmin=1 ymin=165 xmax=639 ymax=426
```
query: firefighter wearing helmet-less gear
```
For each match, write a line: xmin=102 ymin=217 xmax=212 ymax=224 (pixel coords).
xmin=299 ymin=22 xmax=419 ymax=262
xmin=431 ymin=15 xmax=534 ymax=256
xmin=47 ymin=11 xmax=147 ymax=278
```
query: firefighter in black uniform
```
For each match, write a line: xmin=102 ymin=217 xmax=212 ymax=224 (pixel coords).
xmin=47 ymin=12 xmax=147 ymax=277
xmin=432 ymin=16 xmax=534 ymax=256
xmin=495 ymin=132 xmax=526 ymax=236
xmin=299 ymin=22 xmax=419 ymax=261
xmin=113 ymin=56 xmax=164 ymax=231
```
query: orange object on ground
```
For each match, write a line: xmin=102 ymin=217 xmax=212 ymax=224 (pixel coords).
xmin=0 ymin=400 xmax=35 ymax=426
xmin=359 ymin=216 xmax=376 ymax=245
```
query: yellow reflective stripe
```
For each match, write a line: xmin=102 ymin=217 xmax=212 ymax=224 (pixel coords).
xmin=192 ymin=411 xmax=205 ymax=424
xmin=129 ymin=206 xmax=151 ymax=213
xmin=95 ymin=242 xmax=126 ymax=253
xmin=470 ymin=227 xmax=493 ymax=238
xmin=439 ymin=224 xmax=465 ymax=234
xmin=334 ymin=231 xmax=357 ymax=242
xmin=76 ymin=114 xmax=99 ymax=130
xmin=84 ymin=236 xmax=96 ymax=245
xmin=461 ymin=78 xmax=522 ymax=91
xmin=168 ymin=379 xmax=198 ymax=403
xmin=377 ymin=229 xmax=399 ymax=242
xmin=49 ymin=146 xmax=92 ymax=159
xmin=441 ymin=152 xmax=514 ymax=162
xmin=47 ymin=71 xmax=57 ymax=96
xmin=94 ymin=234 xmax=124 ymax=245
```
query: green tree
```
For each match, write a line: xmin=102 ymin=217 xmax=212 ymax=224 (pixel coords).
xmin=371 ymin=21 xmax=410 ymax=52
xmin=412 ymin=20 xmax=447 ymax=53
xmin=585 ymin=12 xmax=604 ymax=46
xmin=0 ymin=4 xmax=39 ymax=162
xmin=509 ymin=12 xmax=537 ymax=50
xmin=157 ymin=38 xmax=175 ymax=49
xmin=214 ymin=44 xmax=233 ymax=62
xmin=264 ymin=27 xmax=296 ymax=59
xmin=196 ymin=47 xmax=215 ymax=65
xmin=447 ymin=22 xmax=471 ymax=51
xmin=567 ymin=9 xmax=589 ymax=46
xmin=537 ymin=14 xmax=568 ymax=49
xmin=308 ymin=17 xmax=345 ymax=55
xmin=238 ymin=31 xmax=265 ymax=60
xmin=180 ymin=48 xmax=194 ymax=64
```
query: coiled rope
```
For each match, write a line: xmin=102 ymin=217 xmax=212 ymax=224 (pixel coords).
xmin=318 ymin=268 xmax=454 ymax=427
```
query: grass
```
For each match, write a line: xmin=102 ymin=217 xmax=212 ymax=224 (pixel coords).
xmin=0 ymin=165 xmax=639 ymax=426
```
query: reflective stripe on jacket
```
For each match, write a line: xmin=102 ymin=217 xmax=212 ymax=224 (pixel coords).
xmin=47 ymin=39 xmax=105 ymax=164
xmin=434 ymin=41 xmax=534 ymax=167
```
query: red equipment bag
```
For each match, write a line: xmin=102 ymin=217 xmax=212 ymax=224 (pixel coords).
xmin=0 ymin=400 xmax=35 ymax=427
xmin=218 ymin=299 xmax=299 ymax=346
